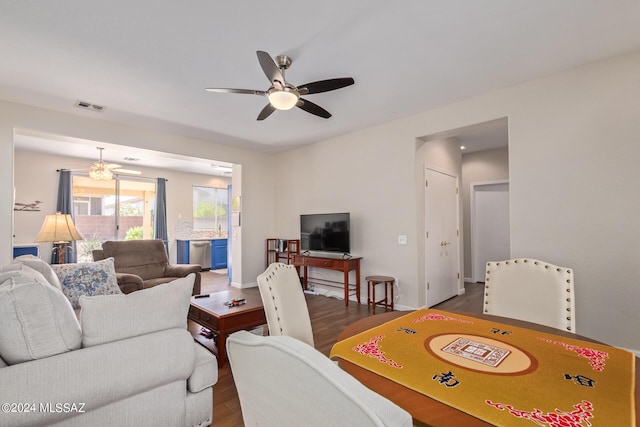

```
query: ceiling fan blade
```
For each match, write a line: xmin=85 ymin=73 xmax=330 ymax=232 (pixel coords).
xmin=297 ymin=77 xmax=354 ymax=95
xmin=297 ymin=98 xmax=331 ymax=119
xmin=257 ymin=104 xmax=276 ymax=121
xmin=205 ymin=88 xmax=266 ymax=96
xmin=257 ymin=51 xmax=285 ymax=84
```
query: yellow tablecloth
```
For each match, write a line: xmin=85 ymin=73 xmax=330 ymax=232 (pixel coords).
xmin=331 ymin=309 xmax=636 ymax=426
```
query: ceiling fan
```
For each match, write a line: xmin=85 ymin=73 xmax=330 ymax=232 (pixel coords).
xmin=206 ymin=51 xmax=354 ymax=120
xmin=88 ymin=147 xmax=140 ymax=180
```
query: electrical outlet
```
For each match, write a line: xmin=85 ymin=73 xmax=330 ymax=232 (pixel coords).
xmin=398 ymin=235 xmax=407 ymax=245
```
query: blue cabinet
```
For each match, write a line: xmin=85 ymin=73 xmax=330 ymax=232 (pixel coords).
xmin=212 ymin=239 xmax=227 ymax=269
xmin=176 ymin=240 xmax=190 ymax=264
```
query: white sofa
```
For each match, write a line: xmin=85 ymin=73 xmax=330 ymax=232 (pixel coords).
xmin=0 ymin=256 xmax=217 ymax=427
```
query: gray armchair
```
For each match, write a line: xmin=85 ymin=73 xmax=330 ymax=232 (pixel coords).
xmin=93 ymin=239 xmax=202 ymax=295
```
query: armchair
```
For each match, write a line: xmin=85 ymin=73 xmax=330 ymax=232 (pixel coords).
xmin=93 ymin=239 xmax=202 ymax=295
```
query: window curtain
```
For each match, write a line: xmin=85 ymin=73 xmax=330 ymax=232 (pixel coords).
xmin=54 ymin=169 xmax=77 ymax=263
xmin=154 ymin=178 xmax=168 ymax=253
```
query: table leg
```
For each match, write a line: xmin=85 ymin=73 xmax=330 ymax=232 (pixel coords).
xmin=303 ymin=266 xmax=308 ymax=290
xmin=355 ymin=264 xmax=361 ymax=304
xmin=344 ymin=267 xmax=349 ymax=306
xmin=216 ymin=332 xmax=228 ymax=368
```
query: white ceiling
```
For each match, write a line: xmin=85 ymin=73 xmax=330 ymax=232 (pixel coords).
xmin=13 ymin=131 xmax=232 ymax=176
xmin=3 ymin=1 xmax=640 ymax=156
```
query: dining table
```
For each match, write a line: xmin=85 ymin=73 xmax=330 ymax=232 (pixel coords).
xmin=334 ymin=310 xmax=639 ymax=427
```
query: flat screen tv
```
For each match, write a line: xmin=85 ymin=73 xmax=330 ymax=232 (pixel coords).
xmin=300 ymin=213 xmax=350 ymax=254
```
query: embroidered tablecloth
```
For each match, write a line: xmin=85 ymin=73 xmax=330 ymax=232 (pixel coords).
xmin=330 ymin=309 xmax=636 ymax=427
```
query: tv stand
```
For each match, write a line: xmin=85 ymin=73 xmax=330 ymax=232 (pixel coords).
xmin=291 ymin=254 xmax=362 ymax=306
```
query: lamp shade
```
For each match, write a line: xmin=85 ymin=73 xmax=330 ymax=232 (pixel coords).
xmin=34 ymin=213 xmax=83 ymax=243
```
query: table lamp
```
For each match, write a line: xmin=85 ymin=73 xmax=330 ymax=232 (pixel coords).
xmin=34 ymin=212 xmax=83 ymax=264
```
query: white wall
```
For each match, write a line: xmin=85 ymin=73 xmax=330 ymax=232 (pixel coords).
xmin=1 ymin=99 xmax=276 ymax=287
xmin=274 ymin=126 xmax=419 ymax=304
xmin=274 ymin=49 xmax=640 ymax=353
xmin=13 ymin=150 xmax=231 ymax=263
xmin=461 ymin=147 xmax=509 ymax=277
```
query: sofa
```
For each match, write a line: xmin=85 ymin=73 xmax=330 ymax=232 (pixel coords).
xmin=0 ymin=256 xmax=217 ymax=427
xmin=93 ymin=239 xmax=202 ymax=295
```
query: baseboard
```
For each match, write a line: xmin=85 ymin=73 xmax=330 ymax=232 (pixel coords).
xmin=392 ymin=303 xmax=416 ymax=311
xmin=230 ymin=281 xmax=257 ymax=289
xmin=464 ymin=277 xmax=474 ymax=283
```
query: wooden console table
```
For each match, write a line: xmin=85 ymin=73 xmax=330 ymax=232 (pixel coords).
xmin=291 ymin=254 xmax=362 ymax=306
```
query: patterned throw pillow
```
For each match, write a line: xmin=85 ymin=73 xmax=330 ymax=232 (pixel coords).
xmin=52 ymin=258 xmax=122 ymax=309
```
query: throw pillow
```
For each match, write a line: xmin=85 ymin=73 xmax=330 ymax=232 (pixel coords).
xmin=52 ymin=258 xmax=122 ymax=309
xmin=11 ymin=254 xmax=63 ymax=290
xmin=0 ymin=274 xmax=82 ymax=365
xmin=79 ymin=273 xmax=195 ymax=348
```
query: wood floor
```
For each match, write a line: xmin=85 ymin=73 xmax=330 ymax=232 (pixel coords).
xmin=198 ymin=270 xmax=484 ymax=427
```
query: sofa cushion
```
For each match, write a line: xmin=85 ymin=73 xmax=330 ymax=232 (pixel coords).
xmin=79 ymin=273 xmax=195 ymax=347
xmin=11 ymin=254 xmax=63 ymax=290
xmin=52 ymin=258 xmax=122 ymax=309
xmin=1 ymin=263 xmax=58 ymax=290
xmin=0 ymin=274 xmax=82 ymax=365
xmin=188 ymin=343 xmax=219 ymax=393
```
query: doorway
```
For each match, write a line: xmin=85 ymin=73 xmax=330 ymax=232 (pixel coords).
xmin=470 ymin=181 xmax=510 ymax=282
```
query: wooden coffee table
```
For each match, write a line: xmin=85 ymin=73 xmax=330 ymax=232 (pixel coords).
xmin=188 ymin=289 xmax=266 ymax=367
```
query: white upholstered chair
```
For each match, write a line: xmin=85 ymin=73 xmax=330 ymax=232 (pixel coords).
xmin=484 ymin=258 xmax=576 ymax=332
xmin=257 ymin=262 xmax=314 ymax=347
xmin=226 ymin=330 xmax=413 ymax=427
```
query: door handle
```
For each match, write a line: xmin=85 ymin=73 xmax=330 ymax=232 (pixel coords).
xmin=441 ymin=241 xmax=451 ymax=246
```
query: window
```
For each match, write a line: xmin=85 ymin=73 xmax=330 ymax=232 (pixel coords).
xmin=71 ymin=174 xmax=157 ymax=261
xmin=193 ymin=186 xmax=228 ymax=233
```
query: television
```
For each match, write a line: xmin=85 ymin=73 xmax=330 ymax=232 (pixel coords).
xmin=300 ymin=213 xmax=350 ymax=254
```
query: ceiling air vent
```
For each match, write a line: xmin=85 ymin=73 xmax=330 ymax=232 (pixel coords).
xmin=75 ymin=100 xmax=106 ymax=112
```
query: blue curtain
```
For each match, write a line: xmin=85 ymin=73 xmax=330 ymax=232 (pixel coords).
xmin=54 ymin=169 xmax=77 ymax=263
xmin=154 ymin=178 xmax=168 ymax=252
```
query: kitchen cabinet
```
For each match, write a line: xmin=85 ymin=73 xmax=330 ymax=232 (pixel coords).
xmin=177 ymin=239 xmax=227 ymax=270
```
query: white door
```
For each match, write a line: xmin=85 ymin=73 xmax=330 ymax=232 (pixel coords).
xmin=425 ymin=167 xmax=460 ymax=306
xmin=471 ymin=182 xmax=510 ymax=282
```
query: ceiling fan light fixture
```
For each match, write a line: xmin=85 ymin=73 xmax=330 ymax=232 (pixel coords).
xmin=267 ymin=87 xmax=299 ymax=110
xmin=89 ymin=168 xmax=113 ymax=180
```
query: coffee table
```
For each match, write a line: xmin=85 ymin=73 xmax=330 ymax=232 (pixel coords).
xmin=188 ymin=289 xmax=266 ymax=367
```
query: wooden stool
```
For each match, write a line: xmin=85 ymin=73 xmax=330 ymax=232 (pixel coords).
xmin=366 ymin=275 xmax=395 ymax=313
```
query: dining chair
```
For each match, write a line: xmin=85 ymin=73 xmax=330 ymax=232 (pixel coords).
xmin=484 ymin=258 xmax=576 ymax=332
xmin=226 ymin=330 xmax=413 ymax=427
xmin=257 ymin=262 xmax=314 ymax=347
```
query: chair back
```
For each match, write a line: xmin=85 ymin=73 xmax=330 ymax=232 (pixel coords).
xmin=484 ymin=258 xmax=576 ymax=332
xmin=101 ymin=239 xmax=169 ymax=280
xmin=257 ymin=263 xmax=314 ymax=347
xmin=226 ymin=331 xmax=412 ymax=427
